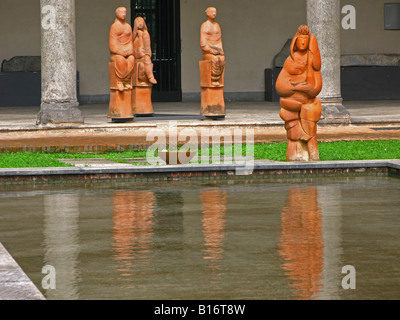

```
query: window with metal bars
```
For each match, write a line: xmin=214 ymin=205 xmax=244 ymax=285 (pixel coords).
xmin=131 ymin=0 xmax=182 ymax=102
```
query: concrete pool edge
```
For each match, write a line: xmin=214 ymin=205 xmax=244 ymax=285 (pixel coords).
xmin=388 ymin=160 xmax=400 ymax=177
xmin=0 ymin=161 xmax=398 ymax=300
xmin=0 ymin=159 xmax=399 ymax=183
xmin=0 ymin=243 xmax=46 ymax=300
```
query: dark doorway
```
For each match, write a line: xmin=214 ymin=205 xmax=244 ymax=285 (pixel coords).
xmin=131 ymin=0 xmax=182 ymax=102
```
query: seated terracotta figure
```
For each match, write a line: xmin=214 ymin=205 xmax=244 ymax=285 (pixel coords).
xmin=200 ymin=7 xmax=225 ymax=86
xmin=109 ymin=7 xmax=135 ymax=91
xmin=276 ymin=25 xmax=323 ymax=161
xmin=132 ymin=17 xmax=157 ymax=85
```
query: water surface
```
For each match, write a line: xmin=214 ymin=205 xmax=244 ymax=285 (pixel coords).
xmin=0 ymin=176 xmax=399 ymax=300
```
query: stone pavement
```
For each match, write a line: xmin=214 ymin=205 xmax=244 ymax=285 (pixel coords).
xmin=0 ymin=243 xmax=45 ymax=300
xmin=0 ymin=100 xmax=399 ymax=151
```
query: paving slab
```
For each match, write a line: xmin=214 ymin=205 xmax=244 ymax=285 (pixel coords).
xmin=0 ymin=101 xmax=399 ymax=151
xmin=58 ymin=158 xmax=135 ymax=167
xmin=1 ymin=100 xmax=400 ymax=129
xmin=0 ymin=243 xmax=45 ymax=300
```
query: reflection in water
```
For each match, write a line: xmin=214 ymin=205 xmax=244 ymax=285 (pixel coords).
xmin=278 ymin=186 xmax=324 ymax=300
xmin=154 ymin=191 xmax=185 ymax=250
xmin=319 ymin=186 xmax=343 ymax=300
xmin=201 ymin=189 xmax=227 ymax=270
xmin=43 ymin=193 xmax=81 ymax=300
xmin=3 ymin=177 xmax=398 ymax=300
xmin=112 ymin=191 xmax=155 ymax=277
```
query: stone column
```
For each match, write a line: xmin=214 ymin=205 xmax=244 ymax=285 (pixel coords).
xmin=307 ymin=0 xmax=350 ymax=123
xmin=37 ymin=0 xmax=83 ymax=125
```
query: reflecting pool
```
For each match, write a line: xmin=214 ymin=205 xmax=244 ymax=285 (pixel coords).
xmin=0 ymin=176 xmax=399 ymax=300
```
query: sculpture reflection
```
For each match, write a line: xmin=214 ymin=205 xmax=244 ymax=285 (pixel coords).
xmin=276 ymin=25 xmax=323 ymax=161
xmin=278 ymin=186 xmax=324 ymax=300
xmin=112 ymin=191 xmax=155 ymax=277
xmin=201 ymin=189 xmax=227 ymax=270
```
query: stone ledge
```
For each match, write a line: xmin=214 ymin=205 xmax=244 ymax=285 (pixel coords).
xmin=0 ymin=168 xmax=390 ymax=186
xmin=0 ymin=160 xmax=397 ymax=179
xmin=388 ymin=160 xmax=400 ymax=177
xmin=0 ymin=243 xmax=45 ymax=300
xmin=1 ymin=56 xmax=41 ymax=73
xmin=275 ymin=48 xmax=400 ymax=68
xmin=341 ymin=54 xmax=400 ymax=67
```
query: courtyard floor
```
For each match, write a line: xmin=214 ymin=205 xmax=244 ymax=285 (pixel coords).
xmin=0 ymin=100 xmax=399 ymax=152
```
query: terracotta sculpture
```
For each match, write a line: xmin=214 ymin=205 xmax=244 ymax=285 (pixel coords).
xmin=276 ymin=25 xmax=323 ymax=161
xmin=199 ymin=7 xmax=226 ymax=119
xmin=108 ymin=7 xmax=135 ymax=121
xmin=132 ymin=17 xmax=156 ymax=116
xmin=133 ymin=17 xmax=157 ymax=85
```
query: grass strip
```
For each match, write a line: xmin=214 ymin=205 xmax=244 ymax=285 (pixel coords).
xmin=0 ymin=140 xmax=399 ymax=168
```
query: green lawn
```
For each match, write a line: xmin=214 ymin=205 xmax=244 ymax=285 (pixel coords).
xmin=253 ymin=140 xmax=400 ymax=161
xmin=0 ymin=140 xmax=399 ymax=168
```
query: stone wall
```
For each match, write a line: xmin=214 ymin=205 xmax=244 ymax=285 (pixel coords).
xmin=0 ymin=0 xmax=399 ymax=101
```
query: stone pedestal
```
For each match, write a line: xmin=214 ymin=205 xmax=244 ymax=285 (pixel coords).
xmin=199 ymin=60 xmax=226 ymax=119
xmin=132 ymin=87 xmax=153 ymax=116
xmin=37 ymin=0 xmax=83 ymax=125
xmin=201 ymin=87 xmax=225 ymax=118
xmin=307 ymin=0 xmax=350 ymax=123
xmin=107 ymin=62 xmax=134 ymax=122
xmin=132 ymin=62 xmax=154 ymax=116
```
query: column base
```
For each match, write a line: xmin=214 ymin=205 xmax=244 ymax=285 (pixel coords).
xmin=36 ymin=102 xmax=83 ymax=125
xmin=320 ymin=98 xmax=351 ymax=124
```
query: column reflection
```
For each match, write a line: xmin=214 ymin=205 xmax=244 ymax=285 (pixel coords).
xmin=112 ymin=191 xmax=155 ymax=277
xmin=43 ymin=193 xmax=81 ymax=300
xmin=318 ymin=185 xmax=343 ymax=300
xmin=278 ymin=186 xmax=324 ymax=300
xmin=201 ymin=189 xmax=227 ymax=271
